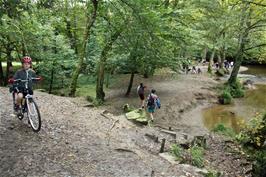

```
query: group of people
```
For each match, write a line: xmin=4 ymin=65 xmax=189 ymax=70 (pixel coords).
xmin=183 ymin=64 xmax=202 ymax=74
xmin=214 ymin=60 xmax=234 ymax=69
xmin=137 ymin=83 xmax=160 ymax=121
xmin=191 ymin=66 xmax=202 ymax=74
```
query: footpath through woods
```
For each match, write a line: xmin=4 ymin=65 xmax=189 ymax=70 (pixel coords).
xmin=0 ymin=71 xmax=252 ymax=176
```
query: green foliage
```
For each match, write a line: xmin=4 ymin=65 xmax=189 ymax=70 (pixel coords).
xmin=218 ymin=80 xmax=244 ymax=105
xmin=204 ymin=169 xmax=222 ymax=177
xmin=76 ymin=85 xmax=96 ymax=98
xmin=215 ymin=68 xmax=225 ymax=77
xmin=93 ymin=98 xmax=104 ymax=107
xmin=171 ymin=144 xmax=205 ymax=168
xmin=170 ymin=144 xmax=183 ymax=161
xmin=1 ymin=0 xmax=266 ymax=96
xmin=251 ymin=150 xmax=266 ymax=177
xmin=189 ymin=145 xmax=205 ymax=168
xmin=212 ymin=124 xmax=236 ymax=137
xmin=227 ymin=80 xmax=244 ymax=98
xmin=123 ymin=104 xmax=134 ymax=113
xmin=219 ymin=89 xmax=232 ymax=105
xmin=236 ymin=113 xmax=266 ymax=148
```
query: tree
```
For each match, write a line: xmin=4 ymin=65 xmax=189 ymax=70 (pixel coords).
xmin=228 ymin=0 xmax=266 ymax=85
xmin=69 ymin=0 xmax=98 ymax=97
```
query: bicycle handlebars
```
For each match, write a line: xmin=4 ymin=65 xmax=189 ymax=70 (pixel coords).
xmin=8 ymin=77 xmax=42 ymax=84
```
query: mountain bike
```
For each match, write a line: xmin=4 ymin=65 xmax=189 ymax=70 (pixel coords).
xmin=9 ymin=77 xmax=42 ymax=132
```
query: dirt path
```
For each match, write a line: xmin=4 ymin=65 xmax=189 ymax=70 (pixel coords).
xmin=0 ymin=70 xmax=253 ymax=176
xmin=0 ymin=87 xmax=205 ymax=177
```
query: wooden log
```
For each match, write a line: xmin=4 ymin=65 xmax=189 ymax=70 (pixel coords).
xmin=160 ymin=129 xmax=177 ymax=137
xmin=160 ymin=138 xmax=166 ymax=153
xmin=145 ymin=133 xmax=159 ymax=143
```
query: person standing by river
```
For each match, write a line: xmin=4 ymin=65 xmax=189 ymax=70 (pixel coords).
xmin=147 ymin=89 xmax=160 ymax=122
xmin=137 ymin=83 xmax=146 ymax=108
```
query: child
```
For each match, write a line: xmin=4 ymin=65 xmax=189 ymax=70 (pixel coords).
xmin=12 ymin=56 xmax=37 ymax=111
xmin=147 ymin=89 xmax=159 ymax=121
xmin=137 ymin=83 xmax=146 ymax=108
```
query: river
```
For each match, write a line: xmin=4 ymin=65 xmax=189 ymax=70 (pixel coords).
xmin=202 ymin=65 xmax=266 ymax=132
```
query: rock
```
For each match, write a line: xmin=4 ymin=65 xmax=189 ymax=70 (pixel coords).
xmin=83 ymin=104 xmax=94 ymax=108
xmin=159 ymin=152 xmax=180 ymax=164
xmin=195 ymin=168 xmax=209 ymax=175
xmin=101 ymin=110 xmax=109 ymax=114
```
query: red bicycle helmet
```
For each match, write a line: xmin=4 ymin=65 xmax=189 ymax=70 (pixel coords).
xmin=22 ymin=56 xmax=32 ymax=64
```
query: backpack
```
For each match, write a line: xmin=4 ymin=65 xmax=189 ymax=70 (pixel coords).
xmin=156 ymin=98 xmax=161 ymax=109
xmin=147 ymin=94 xmax=155 ymax=107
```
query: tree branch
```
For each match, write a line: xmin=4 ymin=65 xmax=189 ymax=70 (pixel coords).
xmin=243 ymin=0 xmax=266 ymax=7
xmin=245 ymin=43 xmax=266 ymax=51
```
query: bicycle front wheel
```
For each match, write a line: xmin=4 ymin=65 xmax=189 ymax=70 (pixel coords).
xmin=26 ymin=99 xmax=41 ymax=132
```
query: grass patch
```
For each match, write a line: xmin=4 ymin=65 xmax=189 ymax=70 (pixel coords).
xmin=212 ymin=123 xmax=236 ymax=137
xmin=219 ymin=89 xmax=232 ymax=104
xmin=251 ymin=149 xmax=266 ymax=177
xmin=189 ymin=145 xmax=205 ymax=168
xmin=171 ymin=144 xmax=205 ymax=168
xmin=226 ymin=80 xmax=244 ymax=98
xmin=76 ymin=84 xmax=96 ymax=98
xmin=170 ymin=144 xmax=183 ymax=161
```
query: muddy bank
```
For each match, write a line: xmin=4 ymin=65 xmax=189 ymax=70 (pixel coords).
xmin=104 ymin=73 xmax=219 ymax=136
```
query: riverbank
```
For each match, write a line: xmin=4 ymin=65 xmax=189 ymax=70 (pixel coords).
xmin=1 ymin=66 xmax=260 ymax=176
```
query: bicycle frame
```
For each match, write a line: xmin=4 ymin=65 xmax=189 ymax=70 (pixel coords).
xmin=10 ymin=77 xmax=42 ymax=132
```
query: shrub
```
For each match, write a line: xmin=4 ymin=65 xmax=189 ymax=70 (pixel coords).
xmin=189 ymin=145 xmax=205 ymax=168
xmin=227 ymin=80 xmax=244 ymax=98
xmin=171 ymin=144 xmax=205 ymax=168
xmin=252 ymin=150 xmax=266 ymax=177
xmin=219 ymin=89 xmax=232 ymax=104
xmin=212 ymin=124 xmax=236 ymax=137
xmin=92 ymin=98 xmax=104 ymax=106
xmin=170 ymin=144 xmax=183 ymax=161
xmin=236 ymin=113 xmax=266 ymax=148
xmin=215 ymin=68 xmax=225 ymax=77
xmin=123 ymin=104 xmax=134 ymax=113
xmin=86 ymin=95 xmax=94 ymax=102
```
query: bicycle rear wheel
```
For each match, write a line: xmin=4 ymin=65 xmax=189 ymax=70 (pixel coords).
xmin=26 ymin=99 xmax=41 ymax=132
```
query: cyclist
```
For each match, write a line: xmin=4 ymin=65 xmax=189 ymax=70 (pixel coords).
xmin=12 ymin=56 xmax=38 ymax=112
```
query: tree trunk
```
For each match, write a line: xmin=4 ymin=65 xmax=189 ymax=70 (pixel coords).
xmin=96 ymin=60 xmax=105 ymax=101
xmin=96 ymin=30 xmax=122 ymax=102
xmin=217 ymin=53 xmax=222 ymax=68
xmin=201 ymin=46 xmax=208 ymax=63
xmin=69 ymin=0 xmax=98 ymax=97
xmin=0 ymin=61 xmax=3 ymax=86
xmin=228 ymin=2 xmax=249 ymax=85
xmin=219 ymin=48 xmax=226 ymax=69
xmin=143 ymin=70 xmax=149 ymax=78
xmin=5 ymin=47 xmax=13 ymax=85
xmin=208 ymin=50 xmax=215 ymax=73
xmin=125 ymin=72 xmax=135 ymax=97
xmin=220 ymin=31 xmax=226 ymax=69
xmin=49 ymin=65 xmax=54 ymax=94
xmin=105 ymin=72 xmax=110 ymax=88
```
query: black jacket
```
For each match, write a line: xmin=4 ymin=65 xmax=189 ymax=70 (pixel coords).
xmin=13 ymin=69 xmax=37 ymax=91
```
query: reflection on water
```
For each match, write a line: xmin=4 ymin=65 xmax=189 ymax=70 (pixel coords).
xmin=202 ymin=105 xmax=244 ymax=133
xmin=202 ymin=84 xmax=266 ymax=132
xmin=244 ymin=85 xmax=266 ymax=108
xmin=241 ymin=65 xmax=266 ymax=77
